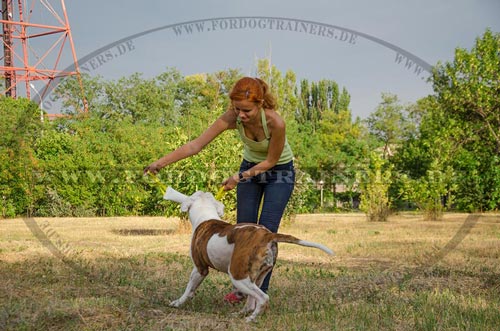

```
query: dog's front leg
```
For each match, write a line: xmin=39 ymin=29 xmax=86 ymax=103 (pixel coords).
xmin=170 ymin=267 xmax=206 ymax=307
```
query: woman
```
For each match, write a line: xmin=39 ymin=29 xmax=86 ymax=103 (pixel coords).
xmin=144 ymin=77 xmax=295 ymax=302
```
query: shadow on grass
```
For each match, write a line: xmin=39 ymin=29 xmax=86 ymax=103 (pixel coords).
xmin=110 ymin=228 xmax=176 ymax=236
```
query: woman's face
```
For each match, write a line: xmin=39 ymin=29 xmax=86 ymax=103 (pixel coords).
xmin=232 ymin=100 xmax=260 ymax=123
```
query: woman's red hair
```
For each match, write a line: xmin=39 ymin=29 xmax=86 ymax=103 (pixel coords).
xmin=229 ymin=77 xmax=276 ymax=109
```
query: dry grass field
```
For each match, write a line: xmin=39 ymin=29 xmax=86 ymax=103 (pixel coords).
xmin=1 ymin=213 xmax=499 ymax=330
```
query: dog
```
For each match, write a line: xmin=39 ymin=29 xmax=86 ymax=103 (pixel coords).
xmin=163 ymin=187 xmax=333 ymax=322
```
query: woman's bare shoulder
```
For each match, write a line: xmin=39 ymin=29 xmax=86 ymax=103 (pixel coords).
xmin=264 ymin=108 xmax=285 ymax=131
xmin=219 ymin=108 xmax=238 ymax=129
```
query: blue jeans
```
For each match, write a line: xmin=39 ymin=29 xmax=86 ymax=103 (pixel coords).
xmin=236 ymin=159 xmax=295 ymax=292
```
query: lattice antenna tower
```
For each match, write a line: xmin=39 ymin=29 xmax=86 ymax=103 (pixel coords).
xmin=1 ymin=0 xmax=87 ymax=113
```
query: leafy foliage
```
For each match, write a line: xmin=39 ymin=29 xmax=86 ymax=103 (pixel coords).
xmin=359 ymin=152 xmax=392 ymax=222
xmin=400 ymin=161 xmax=455 ymax=221
xmin=2 ymin=29 xmax=499 ymax=218
xmin=0 ymin=97 xmax=43 ymax=217
xmin=4 ymin=66 xmax=358 ymax=217
xmin=392 ymin=29 xmax=500 ymax=214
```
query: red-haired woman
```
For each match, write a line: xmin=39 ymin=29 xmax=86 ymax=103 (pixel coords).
xmin=144 ymin=77 xmax=295 ymax=302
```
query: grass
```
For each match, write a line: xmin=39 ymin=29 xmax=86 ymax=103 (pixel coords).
xmin=1 ymin=213 xmax=500 ymax=330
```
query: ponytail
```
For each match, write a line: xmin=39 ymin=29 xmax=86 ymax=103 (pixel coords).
xmin=254 ymin=78 xmax=277 ymax=109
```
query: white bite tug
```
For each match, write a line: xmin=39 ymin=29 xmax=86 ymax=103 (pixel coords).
xmin=164 ymin=187 xmax=334 ymax=322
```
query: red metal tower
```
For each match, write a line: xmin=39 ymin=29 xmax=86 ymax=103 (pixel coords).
xmin=0 ymin=0 xmax=87 ymax=113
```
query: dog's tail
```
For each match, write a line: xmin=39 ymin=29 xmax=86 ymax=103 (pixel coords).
xmin=272 ymin=233 xmax=334 ymax=255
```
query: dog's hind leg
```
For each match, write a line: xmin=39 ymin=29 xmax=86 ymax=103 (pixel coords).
xmin=241 ymin=296 xmax=256 ymax=315
xmin=240 ymin=264 xmax=273 ymax=315
xmin=170 ymin=267 xmax=206 ymax=307
xmin=231 ymin=277 xmax=269 ymax=322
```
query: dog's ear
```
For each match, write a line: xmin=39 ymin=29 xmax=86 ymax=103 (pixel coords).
xmin=207 ymin=193 xmax=225 ymax=217
xmin=215 ymin=199 xmax=225 ymax=217
xmin=180 ymin=197 xmax=193 ymax=212
xmin=180 ymin=191 xmax=203 ymax=212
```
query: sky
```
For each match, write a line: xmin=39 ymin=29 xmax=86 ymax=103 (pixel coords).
xmin=25 ymin=0 xmax=500 ymax=119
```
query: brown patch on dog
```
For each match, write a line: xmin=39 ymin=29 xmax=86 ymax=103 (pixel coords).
xmin=226 ymin=224 xmax=276 ymax=281
xmin=190 ymin=220 xmax=302 ymax=281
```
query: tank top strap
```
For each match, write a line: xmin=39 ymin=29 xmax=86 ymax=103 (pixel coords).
xmin=261 ymin=109 xmax=270 ymax=140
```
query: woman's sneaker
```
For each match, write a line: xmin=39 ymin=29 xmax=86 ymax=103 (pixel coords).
xmin=223 ymin=291 xmax=244 ymax=304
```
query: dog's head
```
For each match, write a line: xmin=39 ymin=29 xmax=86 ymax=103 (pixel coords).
xmin=180 ymin=191 xmax=225 ymax=218
xmin=164 ymin=188 xmax=225 ymax=225
xmin=181 ymin=191 xmax=224 ymax=218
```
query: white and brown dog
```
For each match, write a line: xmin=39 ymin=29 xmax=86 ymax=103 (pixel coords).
xmin=164 ymin=187 xmax=333 ymax=322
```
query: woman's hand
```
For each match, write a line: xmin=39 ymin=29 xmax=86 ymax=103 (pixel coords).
xmin=221 ymin=174 xmax=239 ymax=191
xmin=143 ymin=161 xmax=163 ymax=175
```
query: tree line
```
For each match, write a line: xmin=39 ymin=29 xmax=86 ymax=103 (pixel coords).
xmin=1 ymin=29 xmax=498 ymax=220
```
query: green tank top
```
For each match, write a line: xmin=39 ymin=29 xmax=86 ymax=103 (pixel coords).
xmin=236 ymin=110 xmax=294 ymax=164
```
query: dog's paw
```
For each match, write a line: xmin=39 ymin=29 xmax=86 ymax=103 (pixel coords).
xmin=240 ymin=303 xmax=256 ymax=316
xmin=233 ymin=307 xmax=251 ymax=318
xmin=231 ymin=311 xmax=244 ymax=318
xmin=242 ymin=297 xmax=256 ymax=313
xmin=169 ymin=299 xmax=183 ymax=308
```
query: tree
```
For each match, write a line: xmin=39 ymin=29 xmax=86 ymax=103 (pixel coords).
xmin=366 ymin=93 xmax=412 ymax=158
xmin=431 ymin=29 xmax=500 ymax=211
xmin=433 ymin=29 xmax=500 ymax=153
xmin=0 ymin=97 xmax=44 ymax=216
xmin=400 ymin=160 xmax=455 ymax=221
xmin=53 ymin=73 xmax=106 ymax=116
xmin=359 ymin=152 xmax=392 ymax=222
